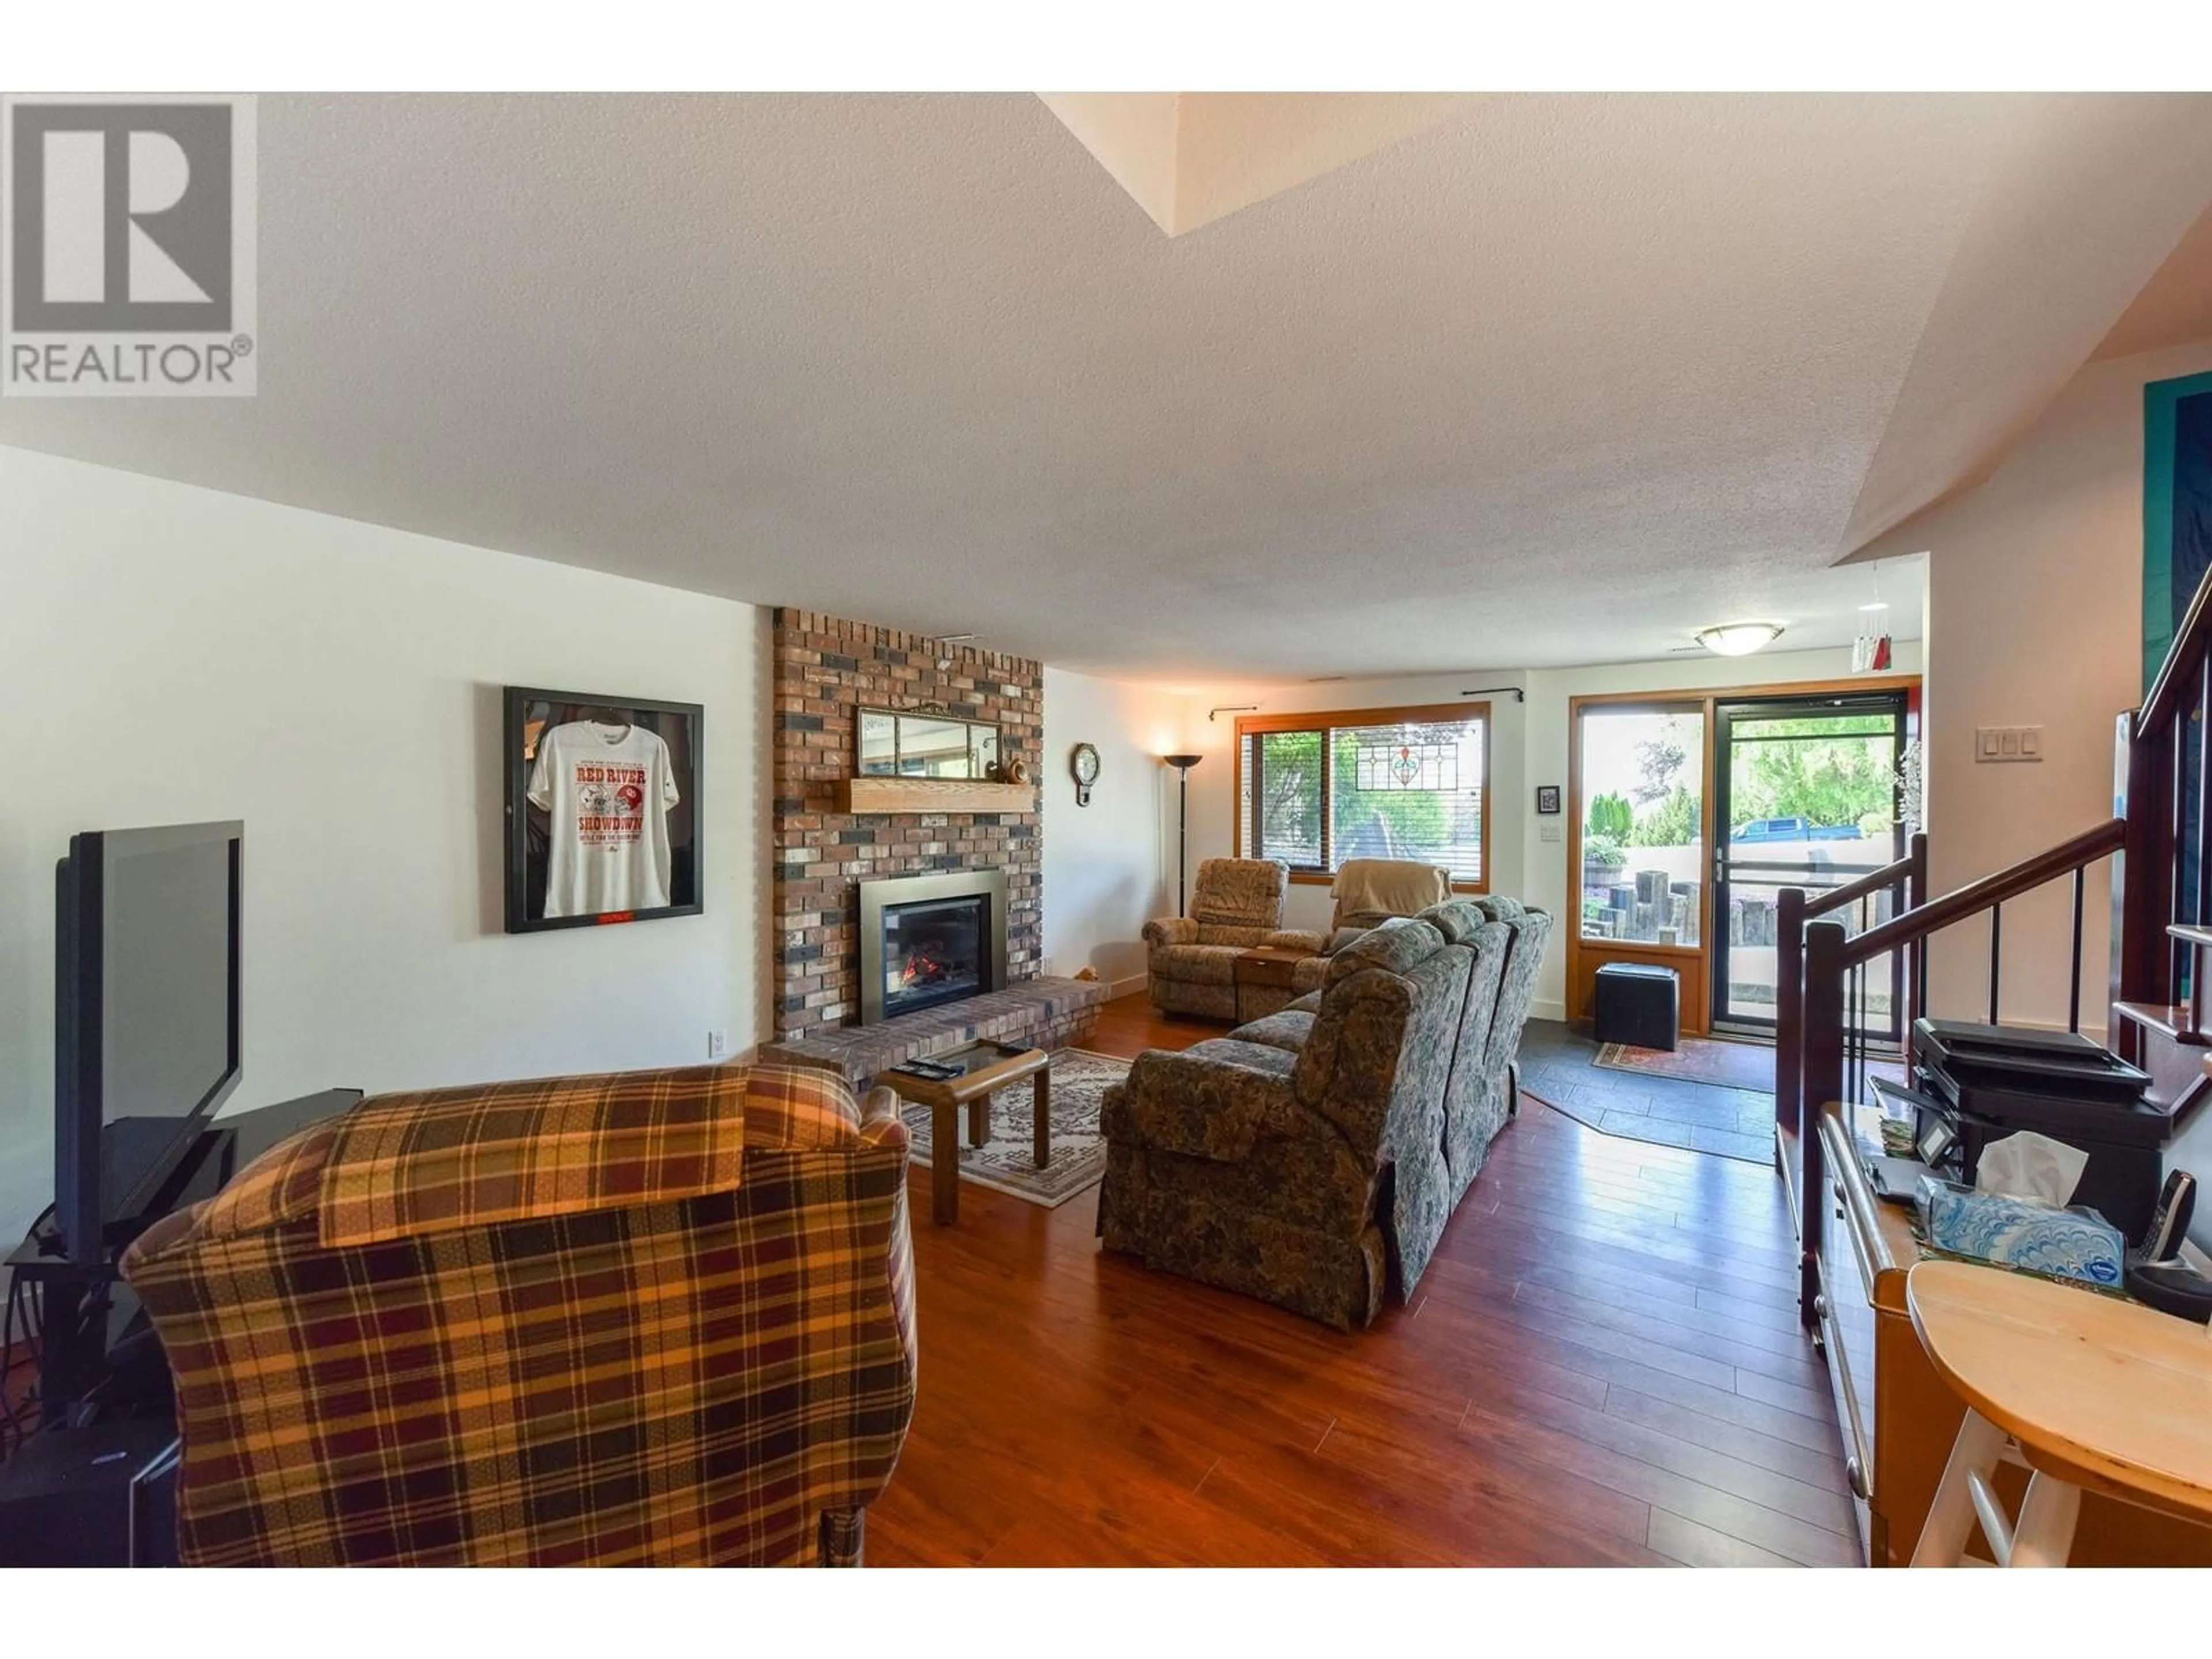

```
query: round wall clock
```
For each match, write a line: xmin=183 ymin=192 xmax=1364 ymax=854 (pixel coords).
xmin=1070 ymin=741 xmax=1101 ymax=806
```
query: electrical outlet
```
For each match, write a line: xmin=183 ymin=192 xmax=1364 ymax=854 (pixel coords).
xmin=1975 ymin=726 xmax=2045 ymax=763
xmin=707 ymin=1028 xmax=726 ymax=1060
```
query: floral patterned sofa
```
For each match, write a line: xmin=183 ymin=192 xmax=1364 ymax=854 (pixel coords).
xmin=1100 ymin=895 xmax=1553 ymax=1328
xmin=1262 ymin=895 xmax=1554 ymax=1219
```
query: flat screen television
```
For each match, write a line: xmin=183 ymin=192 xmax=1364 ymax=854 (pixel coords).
xmin=53 ymin=821 xmax=243 ymax=1264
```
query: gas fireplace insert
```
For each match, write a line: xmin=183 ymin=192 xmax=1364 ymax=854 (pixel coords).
xmin=857 ymin=869 xmax=1009 ymax=1024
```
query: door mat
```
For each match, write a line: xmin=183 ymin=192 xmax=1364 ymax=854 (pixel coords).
xmin=1594 ymin=1036 xmax=1777 ymax=1092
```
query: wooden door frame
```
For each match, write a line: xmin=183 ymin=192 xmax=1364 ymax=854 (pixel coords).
xmin=1565 ymin=673 xmax=1921 ymax=1037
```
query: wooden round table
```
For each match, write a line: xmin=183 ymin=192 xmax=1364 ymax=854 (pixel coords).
xmin=1906 ymin=1259 xmax=2212 ymax=1566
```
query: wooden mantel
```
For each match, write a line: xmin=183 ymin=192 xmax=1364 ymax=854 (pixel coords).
xmin=834 ymin=776 xmax=1036 ymax=815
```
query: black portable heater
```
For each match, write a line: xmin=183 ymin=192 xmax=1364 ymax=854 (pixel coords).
xmin=1910 ymin=1018 xmax=2168 ymax=1245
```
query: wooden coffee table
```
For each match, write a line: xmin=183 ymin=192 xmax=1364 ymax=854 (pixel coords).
xmin=876 ymin=1041 xmax=1051 ymax=1224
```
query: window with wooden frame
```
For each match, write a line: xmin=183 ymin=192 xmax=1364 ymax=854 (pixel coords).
xmin=1234 ymin=703 xmax=1490 ymax=889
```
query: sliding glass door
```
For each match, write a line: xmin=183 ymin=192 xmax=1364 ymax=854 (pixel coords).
xmin=1710 ymin=692 xmax=1908 ymax=1037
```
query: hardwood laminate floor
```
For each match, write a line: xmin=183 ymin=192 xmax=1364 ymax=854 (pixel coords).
xmin=866 ymin=992 xmax=1856 ymax=1567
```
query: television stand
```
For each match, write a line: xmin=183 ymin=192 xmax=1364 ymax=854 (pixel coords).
xmin=14 ymin=1120 xmax=243 ymax=1418
xmin=1 ymin=1087 xmax=362 ymax=1565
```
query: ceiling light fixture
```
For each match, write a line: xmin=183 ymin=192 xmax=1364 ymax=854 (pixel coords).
xmin=1694 ymin=622 xmax=1785 ymax=658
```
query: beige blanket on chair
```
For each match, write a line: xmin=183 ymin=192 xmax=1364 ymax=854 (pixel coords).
xmin=1331 ymin=858 xmax=1452 ymax=921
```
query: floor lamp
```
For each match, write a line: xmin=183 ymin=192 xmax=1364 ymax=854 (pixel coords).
xmin=1164 ymin=753 xmax=1202 ymax=917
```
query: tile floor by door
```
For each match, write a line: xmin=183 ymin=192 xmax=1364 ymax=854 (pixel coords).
xmin=1519 ymin=1020 xmax=1778 ymax=1164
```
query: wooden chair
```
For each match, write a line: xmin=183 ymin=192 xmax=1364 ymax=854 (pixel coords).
xmin=1907 ymin=1259 xmax=2212 ymax=1567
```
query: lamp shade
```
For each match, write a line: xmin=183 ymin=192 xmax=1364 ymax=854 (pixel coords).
xmin=1163 ymin=753 xmax=1203 ymax=770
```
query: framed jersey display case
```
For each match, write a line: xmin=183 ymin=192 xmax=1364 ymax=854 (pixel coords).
xmin=502 ymin=686 xmax=704 ymax=933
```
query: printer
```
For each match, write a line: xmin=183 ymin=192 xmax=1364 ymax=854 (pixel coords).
xmin=1906 ymin=1018 xmax=2169 ymax=1245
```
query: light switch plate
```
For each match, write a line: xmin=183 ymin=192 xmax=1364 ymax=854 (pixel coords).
xmin=1975 ymin=725 xmax=2045 ymax=762
xmin=1539 ymin=823 xmax=1563 ymax=842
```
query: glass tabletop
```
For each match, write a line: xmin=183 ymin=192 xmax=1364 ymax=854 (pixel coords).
xmin=888 ymin=1040 xmax=1035 ymax=1081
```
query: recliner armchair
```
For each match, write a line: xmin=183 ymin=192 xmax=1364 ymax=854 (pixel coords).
xmin=1143 ymin=856 xmax=1314 ymax=1019
xmin=1285 ymin=857 xmax=1457 ymax=999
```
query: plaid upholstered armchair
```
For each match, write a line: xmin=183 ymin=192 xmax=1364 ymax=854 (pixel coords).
xmin=120 ymin=1061 xmax=916 ymax=1567
xmin=1143 ymin=857 xmax=1312 ymax=1019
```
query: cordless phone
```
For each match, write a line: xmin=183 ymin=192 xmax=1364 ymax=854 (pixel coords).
xmin=2143 ymin=1171 xmax=2196 ymax=1263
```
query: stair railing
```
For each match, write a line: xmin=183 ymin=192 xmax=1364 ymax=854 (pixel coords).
xmin=1794 ymin=818 xmax=2124 ymax=1322
xmin=2113 ymin=554 xmax=2212 ymax=1048
xmin=1773 ymin=831 xmax=1927 ymax=1145
xmin=1785 ymin=558 xmax=2212 ymax=1330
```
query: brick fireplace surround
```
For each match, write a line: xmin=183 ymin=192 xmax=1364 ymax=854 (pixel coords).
xmin=762 ymin=608 xmax=1102 ymax=1079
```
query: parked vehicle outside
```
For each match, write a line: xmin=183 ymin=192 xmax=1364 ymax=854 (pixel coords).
xmin=1730 ymin=815 xmax=1862 ymax=843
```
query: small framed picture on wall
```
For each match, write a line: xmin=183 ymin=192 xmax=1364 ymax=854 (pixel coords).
xmin=1535 ymin=785 xmax=1563 ymax=815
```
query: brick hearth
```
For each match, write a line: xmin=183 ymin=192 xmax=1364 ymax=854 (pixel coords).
xmin=760 ymin=979 xmax=1108 ymax=1087
xmin=771 ymin=608 xmax=1045 ymax=1041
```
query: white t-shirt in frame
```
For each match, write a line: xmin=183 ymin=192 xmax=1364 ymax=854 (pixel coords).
xmin=527 ymin=721 xmax=684 ymax=918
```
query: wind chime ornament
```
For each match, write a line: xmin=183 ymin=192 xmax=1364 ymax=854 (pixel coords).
xmin=1854 ymin=562 xmax=1894 ymax=673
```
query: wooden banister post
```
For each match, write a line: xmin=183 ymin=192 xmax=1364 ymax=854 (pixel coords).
xmin=1908 ymin=830 xmax=1929 ymax=1022
xmin=1800 ymin=918 xmax=1848 ymax=1330
xmin=1774 ymin=887 xmax=1805 ymax=1140
xmin=2115 ymin=710 xmax=2172 ymax=1063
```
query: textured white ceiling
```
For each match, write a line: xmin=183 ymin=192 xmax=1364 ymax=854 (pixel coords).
xmin=1037 ymin=93 xmax=1476 ymax=236
xmin=5 ymin=93 xmax=2209 ymax=681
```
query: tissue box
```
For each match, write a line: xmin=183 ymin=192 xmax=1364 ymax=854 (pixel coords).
xmin=1914 ymin=1177 xmax=2125 ymax=1287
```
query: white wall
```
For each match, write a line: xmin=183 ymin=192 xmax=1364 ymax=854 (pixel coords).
xmin=1040 ymin=666 xmax=1181 ymax=994
xmin=1863 ymin=335 xmax=2212 ymax=1036
xmin=0 ymin=448 xmax=766 ymax=1230
xmin=1171 ymin=642 xmax=1923 ymax=1024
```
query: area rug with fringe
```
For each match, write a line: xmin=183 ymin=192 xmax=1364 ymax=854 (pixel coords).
xmin=897 ymin=1047 xmax=1130 ymax=1209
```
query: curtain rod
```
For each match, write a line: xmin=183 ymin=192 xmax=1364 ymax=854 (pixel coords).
xmin=1211 ymin=687 xmax=1522 ymax=720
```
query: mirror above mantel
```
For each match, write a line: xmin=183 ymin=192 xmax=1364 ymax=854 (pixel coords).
xmin=858 ymin=706 xmax=1001 ymax=781
xmin=843 ymin=704 xmax=1030 ymax=815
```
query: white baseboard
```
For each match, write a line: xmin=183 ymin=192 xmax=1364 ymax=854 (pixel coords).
xmin=1531 ymin=997 xmax=1567 ymax=1025
xmin=1058 ymin=971 xmax=1148 ymax=1000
